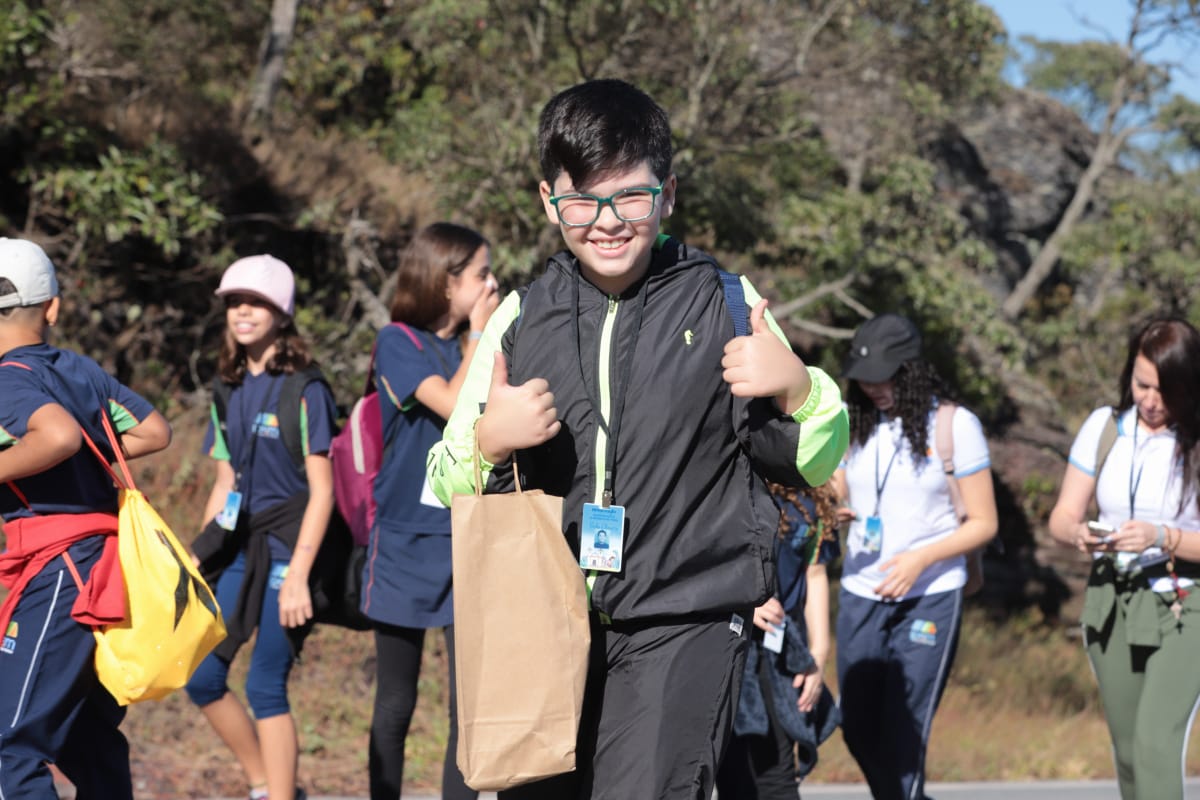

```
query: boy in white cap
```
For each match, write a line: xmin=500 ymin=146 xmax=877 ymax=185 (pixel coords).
xmin=0 ymin=237 xmax=172 ymax=798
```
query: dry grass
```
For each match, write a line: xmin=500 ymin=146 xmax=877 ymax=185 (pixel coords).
xmin=12 ymin=407 xmax=1200 ymax=795
xmin=807 ymin=608 xmax=1200 ymax=785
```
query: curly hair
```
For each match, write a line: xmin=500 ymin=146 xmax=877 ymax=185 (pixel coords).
xmin=768 ymin=481 xmax=839 ymax=544
xmin=846 ymin=359 xmax=951 ymax=466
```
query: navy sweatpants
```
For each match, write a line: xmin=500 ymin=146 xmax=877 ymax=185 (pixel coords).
xmin=836 ymin=588 xmax=962 ymax=800
xmin=0 ymin=535 xmax=132 ymax=800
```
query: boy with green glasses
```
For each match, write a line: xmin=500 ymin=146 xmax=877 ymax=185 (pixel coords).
xmin=428 ymin=79 xmax=848 ymax=799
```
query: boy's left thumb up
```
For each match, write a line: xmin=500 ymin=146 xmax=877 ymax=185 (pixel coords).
xmin=749 ymin=298 xmax=770 ymax=335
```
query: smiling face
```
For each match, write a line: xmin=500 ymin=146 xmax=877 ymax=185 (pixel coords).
xmin=225 ymin=292 xmax=283 ymax=358
xmin=1131 ymin=353 xmax=1170 ymax=431
xmin=540 ymin=161 xmax=676 ymax=296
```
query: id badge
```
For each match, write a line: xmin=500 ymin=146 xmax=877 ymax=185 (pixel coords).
xmin=1136 ymin=548 xmax=1170 ymax=570
xmin=862 ymin=515 xmax=883 ymax=553
xmin=579 ymin=502 xmax=625 ymax=573
xmin=215 ymin=490 xmax=242 ymax=531
xmin=762 ymin=617 xmax=785 ymax=654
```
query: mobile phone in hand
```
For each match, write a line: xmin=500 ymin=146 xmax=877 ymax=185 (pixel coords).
xmin=1087 ymin=520 xmax=1116 ymax=542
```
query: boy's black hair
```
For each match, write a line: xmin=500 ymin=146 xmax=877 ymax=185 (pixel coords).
xmin=0 ymin=278 xmax=35 ymax=319
xmin=538 ymin=79 xmax=673 ymax=188
xmin=0 ymin=279 xmax=15 ymax=318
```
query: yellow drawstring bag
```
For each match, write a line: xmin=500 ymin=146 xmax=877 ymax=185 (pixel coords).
xmin=84 ymin=414 xmax=226 ymax=705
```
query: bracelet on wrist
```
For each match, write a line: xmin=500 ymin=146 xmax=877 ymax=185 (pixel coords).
xmin=468 ymin=330 xmax=484 ymax=341
xmin=1155 ymin=524 xmax=1167 ymax=549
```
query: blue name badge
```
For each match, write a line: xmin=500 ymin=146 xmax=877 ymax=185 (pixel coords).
xmin=579 ymin=502 xmax=625 ymax=573
xmin=215 ymin=489 xmax=242 ymax=531
xmin=862 ymin=515 xmax=883 ymax=553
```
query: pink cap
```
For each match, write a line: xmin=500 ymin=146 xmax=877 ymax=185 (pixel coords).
xmin=215 ymin=254 xmax=295 ymax=316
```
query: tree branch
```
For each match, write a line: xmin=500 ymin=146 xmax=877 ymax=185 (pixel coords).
xmin=245 ymin=0 xmax=301 ymax=129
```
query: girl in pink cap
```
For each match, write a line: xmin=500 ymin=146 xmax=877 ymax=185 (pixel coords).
xmin=186 ymin=254 xmax=338 ymax=800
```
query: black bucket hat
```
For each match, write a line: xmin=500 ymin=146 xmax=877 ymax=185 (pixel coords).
xmin=842 ymin=314 xmax=922 ymax=383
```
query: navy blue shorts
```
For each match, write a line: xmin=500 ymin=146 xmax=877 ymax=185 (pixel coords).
xmin=0 ymin=535 xmax=132 ymax=799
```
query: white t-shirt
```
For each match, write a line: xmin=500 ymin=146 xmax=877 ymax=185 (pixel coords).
xmin=1068 ymin=405 xmax=1200 ymax=592
xmin=840 ymin=403 xmax=991 ymax=601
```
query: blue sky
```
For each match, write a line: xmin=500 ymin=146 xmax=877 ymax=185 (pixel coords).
xmin=986 ymin=0 xmax=1200 ymax=100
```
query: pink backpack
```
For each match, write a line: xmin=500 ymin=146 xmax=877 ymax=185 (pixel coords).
xmin=331 ymin=322 xmax=423 ymax=546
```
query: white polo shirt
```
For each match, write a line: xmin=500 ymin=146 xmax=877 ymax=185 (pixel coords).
xmin=841 ymin=403 xmax=990 ymax=601
xmin=1069 ymin=405 xmax=1200 ymax=592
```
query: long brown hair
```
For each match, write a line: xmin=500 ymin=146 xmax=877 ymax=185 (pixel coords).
xmin=389 ymin=222 xmax=489 ymax=329
xmin=1117 ymin=317 xmax=1200 ymax=509
xmin=216 ymin=312 xmax=312 ymax=385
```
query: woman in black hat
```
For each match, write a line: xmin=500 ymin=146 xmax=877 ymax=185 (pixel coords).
xmin=832 ymin=313 xmax=997 ymax=800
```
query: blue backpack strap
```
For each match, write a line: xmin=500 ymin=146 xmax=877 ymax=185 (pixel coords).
xmin=715 ymin=266 xmax=749 ymax=337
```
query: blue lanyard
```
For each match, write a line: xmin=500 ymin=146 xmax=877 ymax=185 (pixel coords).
xmin=1129 ymin=421 xmax=1144 ymax=522
xmin=873 ymin=417 xmax=901 ymax=517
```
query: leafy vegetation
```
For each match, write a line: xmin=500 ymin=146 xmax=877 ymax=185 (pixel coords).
xmin=4 ymin=0 xmax=1200 ymax=791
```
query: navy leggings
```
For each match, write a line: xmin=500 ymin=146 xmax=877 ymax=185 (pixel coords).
xmin=369 ymin=622 xmax=474 ymax=800
xmin=185 ymin=552 xmax=295 ymax=718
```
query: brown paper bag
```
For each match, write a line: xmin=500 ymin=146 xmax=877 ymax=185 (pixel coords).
xmin=450 ymin=457 xmax=591 ymax=791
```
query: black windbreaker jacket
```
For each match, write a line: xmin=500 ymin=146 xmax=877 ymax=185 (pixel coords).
xmin=468 ymin=237 xmax=843 ymax=622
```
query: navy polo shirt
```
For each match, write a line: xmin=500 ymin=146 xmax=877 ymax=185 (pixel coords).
xmin=373 ymin=324 xmax=459 ymax=534
xmin=0 ymin=344 xmax=155 ymax=521
xmin=777 ymin=494 xmax=840 ymax=616
xmin=202 ymin=371 xmax=337 ymax=514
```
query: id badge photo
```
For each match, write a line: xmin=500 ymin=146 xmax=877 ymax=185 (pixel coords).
xmin=579 ymin=502 xmax=625 ymax=573
xmin=215 ymin=489 xmax=242 ymax=531
xmin=862 ymin=514 xmax=883 ymax=554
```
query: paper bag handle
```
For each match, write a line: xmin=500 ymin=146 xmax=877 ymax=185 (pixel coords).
xmin=472 ymin=418 xmax=521 ymax=496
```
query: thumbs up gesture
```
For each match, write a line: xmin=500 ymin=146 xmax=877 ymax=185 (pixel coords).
xmin=722 ymin=299 xmax=813 ymax=415
xmin=476 ymin=351 xmax=561 ymax=464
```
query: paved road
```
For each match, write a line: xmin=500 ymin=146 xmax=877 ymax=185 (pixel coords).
xmin=224 ymin=778 xmax=1200 ymax=799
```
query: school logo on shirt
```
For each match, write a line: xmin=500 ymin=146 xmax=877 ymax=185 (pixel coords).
xmin=909 ymin=619 xmax=937 ymax=647
xmin=1 ymin=621 xmax=17 ymax=654
xmin=252 ymin=412 xmax=281 ymax=440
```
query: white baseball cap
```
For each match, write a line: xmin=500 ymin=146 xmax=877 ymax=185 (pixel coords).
xmin=215 ymin=254 xmax=295 ymax=316
xmin=0 ymin=238 xmax=59 ymax=309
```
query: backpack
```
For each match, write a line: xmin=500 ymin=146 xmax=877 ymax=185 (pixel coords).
xmin=211 ymin=366 xmax=370 ymax=630
xmin=933 ymin=402 xmax=986 ymax=597
xmin=1094 ymin=407 xmax=1120 ymax=479
xmin=328 ymin=322 xmax=428 ymax=547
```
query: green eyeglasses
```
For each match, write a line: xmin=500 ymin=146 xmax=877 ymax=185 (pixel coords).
xmin=548 ymin=183 xmax=664 ymax=227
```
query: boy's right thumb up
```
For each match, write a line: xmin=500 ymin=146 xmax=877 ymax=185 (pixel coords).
xmin=490 ymin=351 xmax=510 ymax=394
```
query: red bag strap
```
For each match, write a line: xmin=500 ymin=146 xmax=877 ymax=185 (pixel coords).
xmin=0 ymin=359 xmax=134 ymax=497
xmin=79 ymin=412 xmax=136 ymax=491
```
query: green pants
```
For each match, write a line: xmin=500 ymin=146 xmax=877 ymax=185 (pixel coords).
xmin=1085 ymin=581 xmax=1200 ymax=800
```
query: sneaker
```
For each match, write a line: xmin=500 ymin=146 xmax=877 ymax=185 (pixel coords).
xmin=248 ymin=789 xmax=305 ymax=800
